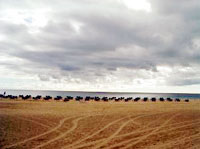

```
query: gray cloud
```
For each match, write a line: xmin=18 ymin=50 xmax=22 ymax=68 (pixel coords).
xmin=0 ymin=0 xmax=200 ymax=91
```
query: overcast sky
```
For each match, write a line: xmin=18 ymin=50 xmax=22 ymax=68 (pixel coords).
xmin=0 ymin=0 xmax=200 ymax=93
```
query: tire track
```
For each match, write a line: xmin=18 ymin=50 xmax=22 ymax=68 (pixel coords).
xmin=33 ymin=115 xmax=91 ymax=149
xmin=108 ymin=120 xmax=200 ymax=149
xmin=3 ymin=116 xmax=76 ymax=149
xmin=106 ymin=112 xmax=170 ymax=149
xmin=92 ymin=114 xmax=145 ymax=149
xmin=61 ymin=117 xmax=126 ymax=149
xmin=114 ymin=113 xmax=197 ymax=139
xmin=32 ymin=117 xmax=57 ymax=127
xmin=71 ymin=113 xmax=164 ymax=149
xmin=62 ymin=102 xmax=113 ymax=144
xmin=109 ymin=135 xmax=138 ymax=149
xmin=117 ymin=120 xmax=200 ymax=139
xmin=69 ymin=116 xmax=129 ymax=149
xmin=72 ymin=139 xmax=103 ymax=149
xmin=73 ymin=115 xmax=142 ymax=149
xmin=71 ymin=112 xmax=166 ymax=149
xmin=17 ymin=117 xmax=51 ymax=129
xmin=60 ymin=102 xmax=115 ymax=149
xmin=62 ymin=99 xmax=113 ymax=143
xmin=147 ymin=133 xmax=200 ymax=149
xmin=121 ymin=113 xmax=180 ymax=149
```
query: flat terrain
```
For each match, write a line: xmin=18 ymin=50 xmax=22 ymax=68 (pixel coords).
xmin=0 ymin=99 xmax=200 ymax=149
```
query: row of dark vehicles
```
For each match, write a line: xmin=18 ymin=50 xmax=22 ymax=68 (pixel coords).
xmin=0 ymin=94 xmax=190 ymax=102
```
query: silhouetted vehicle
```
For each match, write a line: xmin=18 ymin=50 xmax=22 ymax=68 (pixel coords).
xmin=143 ymin=97 xmax=148 ymax=102
xmin=159 ymin=97 xmax=165 ymax=102
xmin=44 ymin=96 xmax=52 ymax=100
xmin=10 ymin=95 xmax=18 ymax=99
xmin=54 ymin=96 xmax=62 ymax=100
xmin=64 ymin=98 xmax=69 ymax=102
xmin=116 ymin=97 xmax=124 ymax=101
xmin=85 ymin=96 xmax=91 ymax=101
xmin=90 ymin=97 xmax=94 ymax=100
xmin=102 ymin=97 xmax=108 ymax=101
xmin=21 ymin=95 xmax=31 ymax=100
xmin=63 ymin=96 xmax=73 ymax=101
xmin=109 ymin=97 xmax=116 ymax=100
xmin=94 ymin=96 xmax=100 ymax=101
xmin=121 ymin=97 xmax=125 ymax=100
xmin=151 ymin=97 xmax=156 ymax=102
xmin=76 ymin=96 xmax=83 ymax=101
xmin=175 ymin=98 xmax=181 ymax=102
xmin=19 ymin=95 xmax=23 ymax=98
xmin=125 ymin=97 xmax=132 ymax=102
xmin=185 ymin=99 xmax=189 ymax=102
xmin=134 ymin=97 xmax=140 ymax=102
xmin=167 ymin=97 xmax=173 ymax=102
xmin=33 ymin=95 xmax=42 ymax=100
xmin=115 ymin=98 xmax=120 ymax=101
xmin=4 ymin=95 xmax=18 ymax=99
xmin=66 ymin=96 xmax=73 ymax=100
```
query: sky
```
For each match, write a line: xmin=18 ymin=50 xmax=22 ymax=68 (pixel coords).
xmin=0 ymin=0 xmax=200 ymax=93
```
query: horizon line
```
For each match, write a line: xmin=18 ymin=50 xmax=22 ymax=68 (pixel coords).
xmin=0 ymin=88 xmax=200 ymax=95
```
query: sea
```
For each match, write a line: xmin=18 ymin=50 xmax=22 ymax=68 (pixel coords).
xmin=0 ymin=89 xmax=200 ymax=99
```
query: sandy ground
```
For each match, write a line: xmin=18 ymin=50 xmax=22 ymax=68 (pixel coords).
xmin=0 ymin=99 xmax=200 ymax=149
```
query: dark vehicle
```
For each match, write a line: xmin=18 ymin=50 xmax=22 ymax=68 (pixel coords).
xmin=33 ymin=95 xmax=42 ymax=100
xmin=167 ymin=97 xmax=173 ymax=102
xmin=94 ymin=96 xmax=100 ymax=101
xmin=66 ymin=96 xmax=73 ymax=100
xmin=159 ymin=97 xmax=165 ymax=102
xmin=44 ymin=96 xmax=52 ymax=100
xmin=54 ymin=96 xmax=62 ymax=100
xmin=21 ymin=95 xmax=31 ymax=100
xmin=125 ymin=97 xmax=132 ymax=102
xmin=151 ymin=97 xmax=156 ymax=102
xmin=102 ymin=97 xmax=108 ymax=102
xmin=134 ymin=97 xmax=140 ymax=102
xmin=63 ymin=98 xmax=69 ymax=102
xmin=75 ymin=96 xmax=83 ymax=101
xmin=175 ymin=98 xmax=181 ymax=102
xmin=185 ymin=99 xmax=189 ymax=102
xmin=143 ymin=97 xmax=148 ymax=102
xmin=85 ymin=96 xmax=91 ymax=101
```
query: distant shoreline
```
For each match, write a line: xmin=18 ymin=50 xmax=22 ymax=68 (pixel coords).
xmin=0 ymin=89 xmax=200 ymax=99
xmin=0 ymin=89 xmax=200 ymax=95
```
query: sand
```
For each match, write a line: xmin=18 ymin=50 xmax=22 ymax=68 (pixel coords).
xmin=0 ymin=99 xmax=200 ymax=149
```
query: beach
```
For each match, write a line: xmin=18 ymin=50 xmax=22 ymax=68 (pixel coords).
xmin=0 ymin=99 xmax=200 ymax=149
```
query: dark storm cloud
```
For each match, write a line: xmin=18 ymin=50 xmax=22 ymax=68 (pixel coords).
xmin=0 ymin=0 xmax=200 ymax=87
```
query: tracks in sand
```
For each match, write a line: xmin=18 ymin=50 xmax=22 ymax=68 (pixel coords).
xmin=147 ymin=133 xmax=200 ymax=149
xmin=3 ymin=111 xmax=199 ymax=149
xmin=17 ymin=117 xmax=52 ymax=129
xmin=33 ymin=116 xmax=90 ymax=149
xmin=108 ymin=118 xmax=200 ymax=149
xmin=71 ymin=112 xmax=165 ymax=149
xmin=3 ymin=116 xmax=76 ymax=149
xmin=62 ymin=117 xmax=126 ymax=149
xmin=121 ymin=113 xmax=180 ymax=149
xmin=92 ymin=115 xmax=146 ymax=149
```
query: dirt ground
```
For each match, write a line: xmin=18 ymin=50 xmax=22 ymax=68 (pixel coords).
xmin=0 ymin=99 xmax=200 ymax=149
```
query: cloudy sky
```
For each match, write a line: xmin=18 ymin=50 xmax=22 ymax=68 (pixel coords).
xmin=0 ymin=0 xmax=200 ymax=93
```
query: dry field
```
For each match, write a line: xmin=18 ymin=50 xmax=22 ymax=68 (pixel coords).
xmin=0 ymin=99 xmax=200 ymax=149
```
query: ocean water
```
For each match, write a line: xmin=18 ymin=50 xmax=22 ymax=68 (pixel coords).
xmin=0 ymin=89 xmax=200 ymax=99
